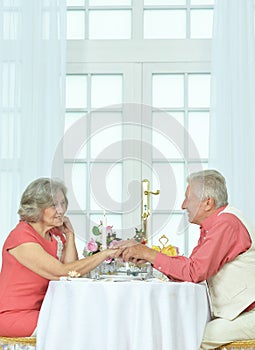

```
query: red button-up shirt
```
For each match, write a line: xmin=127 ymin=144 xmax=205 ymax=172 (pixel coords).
xmin=154 ymin=205 xmax=255 ymax=312
xmin=154 ymin=205 xmax=252 ymax=282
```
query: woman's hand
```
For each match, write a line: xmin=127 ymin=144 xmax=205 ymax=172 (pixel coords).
xmin=60 ymin=216 xmax=78 ymax=262
xmin=60 ymin=216 xmax=75 ymax=237
xmin=104 ymin=247 xmax=122 ymax=259
xmin=120 ymin=244 xmax=157 ymax=265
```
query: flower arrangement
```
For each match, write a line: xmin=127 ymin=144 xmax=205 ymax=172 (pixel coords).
xmin=83 ymin=221 xmax=121 ymax=262
xmin=133 ymin=228 xmax=147 ymax=245
xmin=152 ymin=234 xmax=179 ymax=257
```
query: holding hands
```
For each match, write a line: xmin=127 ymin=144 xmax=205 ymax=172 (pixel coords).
xmin=115 ymin=240 xmax=157 ymax=265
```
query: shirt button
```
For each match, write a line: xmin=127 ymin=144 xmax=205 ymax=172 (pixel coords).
xmin=158 ymin=266 xmax=162 ymax=270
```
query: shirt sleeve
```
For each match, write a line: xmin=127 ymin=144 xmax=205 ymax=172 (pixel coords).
xmin=153 ymin=214 xmax=251 ymax=283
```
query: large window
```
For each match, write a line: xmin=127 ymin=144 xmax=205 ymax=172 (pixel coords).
xmin=65 ymin=0 xmax=213 ymax=256
xmin=66 ymin=0 xmax=213 ymax=40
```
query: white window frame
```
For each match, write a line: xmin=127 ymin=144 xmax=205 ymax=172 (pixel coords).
xmin=66 ymin=9 xmax=212 ymax=253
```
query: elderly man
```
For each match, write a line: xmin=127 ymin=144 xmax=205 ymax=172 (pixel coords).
xmin=118 ymin=169 xmax=255 ymax=349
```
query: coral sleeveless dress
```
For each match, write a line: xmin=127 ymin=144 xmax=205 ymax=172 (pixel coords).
xmin=0 ymin=221 xmax=65 ymax=336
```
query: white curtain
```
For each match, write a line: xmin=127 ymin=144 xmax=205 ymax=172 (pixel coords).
xmin=0 ymin=0 xmax=66 ymax=263
xmin=209 ymin=0 xmax=255 ymax=223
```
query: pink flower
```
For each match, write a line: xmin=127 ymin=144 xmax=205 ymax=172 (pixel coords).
xmin=105 ymin=257 xmax=113 ymax=264
xmin=106 ymin=225 xmax=113 ymax=234
xmin=86 ymin=238 xmax=98 ymax=252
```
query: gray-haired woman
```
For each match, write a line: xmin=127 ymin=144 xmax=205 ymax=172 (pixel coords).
xmin=0 ymin=178 xmax=118 ymax=337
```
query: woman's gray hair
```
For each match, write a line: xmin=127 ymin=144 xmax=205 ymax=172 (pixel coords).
xmin=18 ymin=178 xmax=68 ymax=222
xmin=187 ymin=169 xmax=228 ymax=208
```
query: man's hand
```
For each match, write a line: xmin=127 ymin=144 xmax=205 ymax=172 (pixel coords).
xmin=119 ymin=244 xmax=158 ymax=265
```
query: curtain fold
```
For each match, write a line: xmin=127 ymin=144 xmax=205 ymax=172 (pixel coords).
xmin=0 ymin=0 xmax=66 ymax=263
xmin=209 ymin=0 xmax=255 ymax=222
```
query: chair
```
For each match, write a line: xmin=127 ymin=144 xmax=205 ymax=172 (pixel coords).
xmin=217 ymin=339 xmax=255 ymax=349
xmin=0 ymin=336 xmax=36 ymax=349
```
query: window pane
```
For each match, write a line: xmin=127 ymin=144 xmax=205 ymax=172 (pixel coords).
xmin=64 ymin=113 xmax=88 ymax=160
xmin=91 ymin=75 xmax=122 ymax=108
xmin=65 ymin=112 xmax=87 ymax=133
xmin=191 ymin=0 xmax=214 ymax=4
xmin=188 ymin=74 xmax=210 ymax=108
xmin=90 ymin=163 xmax=122 ymax=211
xmin=188 ymin=112 xmax=209 ymax=159
xmin=64 ymin=163 xmax=87 ymax=211
xmin=66 ymin=75 xmax=87 ymax=109
xmin=153 ymin=74 xmax=184 ymax=108
xmin=90 ymin=112 xmax=122 ymax=159
xmin=144 ymin=0 xmax=185 ymax=4
xmin=190 ymin=9 xmax=213 ymax=39
xmin=152 ymin=112 xmax=184 ymax=159
xmin=75 ymin=145 xmax=87 ymax=159
xmin=67 ymin=0 xmax=84 ymax=5
xmin=67 ymin=10 xmax=85 ymax=39
xmin=89 ymin=0 xmax=131 ymax=5
xmin=144 ymin=10 xmax=186 ymax=39
xmin=106 ymin=163 xmax=122 ymax=205
xmin=90 ymin=125 xmax=122 ymax=159
xmin=89 ymin=10 xmax=131 ymax=39
xmin=152 ymin=162 xmax=184 ymax=211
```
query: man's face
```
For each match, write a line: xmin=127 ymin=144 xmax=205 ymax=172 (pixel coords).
xmin=181 ymin=183 xmax=207 ymax=225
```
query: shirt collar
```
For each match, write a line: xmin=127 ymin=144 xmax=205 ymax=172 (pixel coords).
xmin=200 ymin=205 xmax=228 ymax=231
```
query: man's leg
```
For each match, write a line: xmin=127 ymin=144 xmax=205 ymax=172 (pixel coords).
xmin=200 ymin=308 xmax=255 ymax=350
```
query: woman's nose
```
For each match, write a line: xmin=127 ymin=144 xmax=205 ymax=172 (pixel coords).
xmin=56 ymin=203 xmax=64 ymax=214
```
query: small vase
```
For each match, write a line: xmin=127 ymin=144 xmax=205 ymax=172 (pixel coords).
xmin=100 ymin=260 xmax=119 ymax=275
xmin=89 ymin=266 xmax=101 ymax=279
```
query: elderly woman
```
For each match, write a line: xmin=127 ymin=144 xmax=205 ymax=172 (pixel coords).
xmin=0 ymin=178 xmax=118 ymax=337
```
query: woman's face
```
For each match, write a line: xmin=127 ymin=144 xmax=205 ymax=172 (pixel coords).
xmin=41 ymin=190 xmax=67 ymax=228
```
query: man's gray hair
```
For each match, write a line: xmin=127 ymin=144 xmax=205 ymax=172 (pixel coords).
xmin=187 ymin=169 xmax=228 ymax=208
xmin=18 ymin=178 xmax=68 ymax=222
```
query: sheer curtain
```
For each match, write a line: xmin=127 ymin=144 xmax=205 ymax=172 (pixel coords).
xmin=209 ymin=0 xmax=255 ymax=222
xmin=0 ymin=0 xmax=66 ymax=264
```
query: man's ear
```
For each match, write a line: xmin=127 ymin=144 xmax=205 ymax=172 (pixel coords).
xmin=205 ymin=197 xmax=215 ymax=211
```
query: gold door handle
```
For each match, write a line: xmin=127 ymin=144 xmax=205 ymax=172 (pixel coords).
xmin=141 ymin=179 xmax=160 ymax=220
xmin=141 ymin=179 xmax=160 ymax=241
xmin=144 ymin=190 xmax=160 ymax=196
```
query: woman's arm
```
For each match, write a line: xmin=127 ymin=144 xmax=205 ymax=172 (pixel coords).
xmin=9 ymin=243 xmax=118 ymax=280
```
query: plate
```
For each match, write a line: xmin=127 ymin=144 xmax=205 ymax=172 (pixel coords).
xmin=59 ymin=276 xmax=93 ymax=282
xmin=100 ymin=274 xmax=144 ymax=282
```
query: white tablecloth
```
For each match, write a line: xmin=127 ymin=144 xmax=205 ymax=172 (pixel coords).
xmin=36 ymin=279 xmax=210 ymax=350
